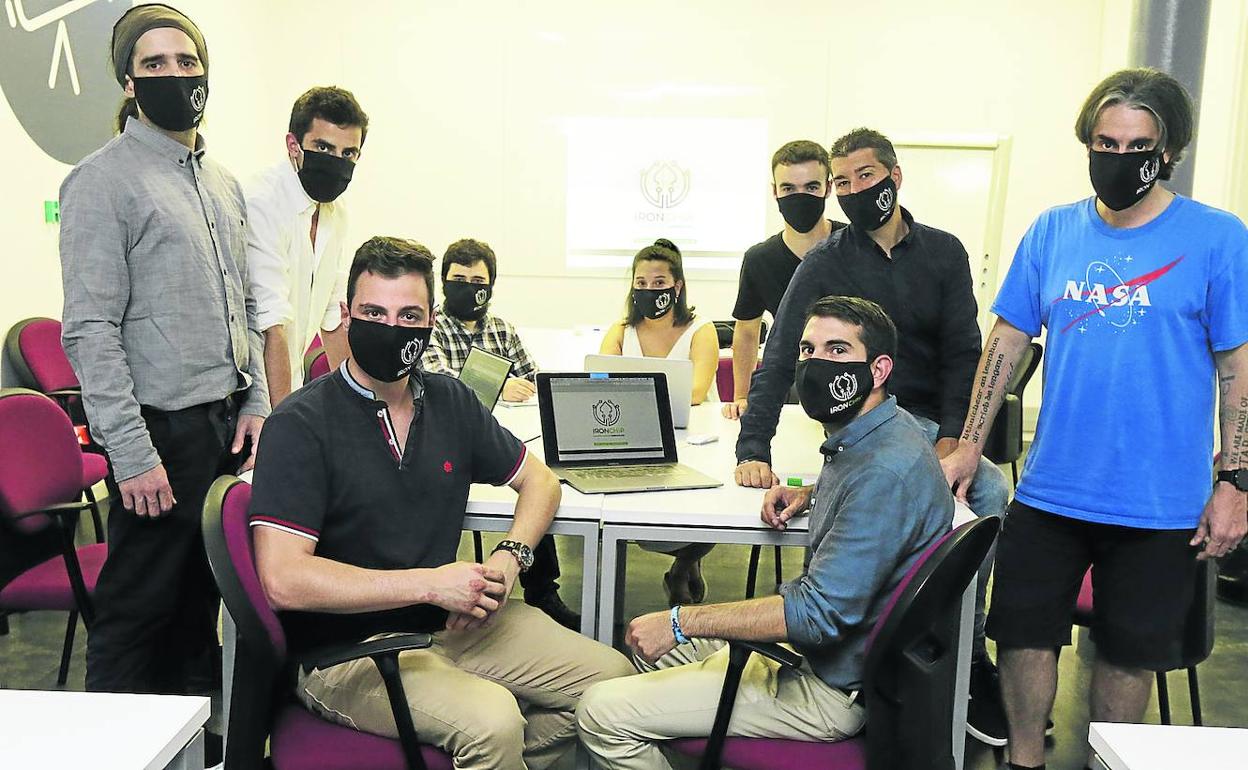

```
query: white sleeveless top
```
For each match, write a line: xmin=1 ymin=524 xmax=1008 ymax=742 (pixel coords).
xmin=622 ymin=318 xmax=718 ymax=403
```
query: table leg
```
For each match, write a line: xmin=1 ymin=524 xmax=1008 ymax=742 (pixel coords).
xmin=221 ymin=607 xmax=235 ymax=758
xmin=166 ymin=728 xmax=205 ymax=769
xmin=596 ymin=530 xmax=622 ymax=645
xmin=952 ymin=580 xmax=974 ymax=770
xmin=578 ymin=521 xmax=600 ymax=639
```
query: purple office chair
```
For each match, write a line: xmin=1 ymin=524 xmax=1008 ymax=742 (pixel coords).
xmin=201 ymin=475 xmax=453 ymax=770
xmin=4 ymin=317 xmax=110 ymax=535
xmin=670 ymin=515 xmax=1001 ymax=770
xmin=0 ymin=388 xmax=108 ymax=685
xmin=303 ymin=345 xmax=332 ymax=384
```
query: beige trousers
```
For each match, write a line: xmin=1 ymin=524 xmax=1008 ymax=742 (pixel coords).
xmin=298 ymin=602 xmax=634 ymax=770
xmin=576 ymin=638 xmax=866 ymax=770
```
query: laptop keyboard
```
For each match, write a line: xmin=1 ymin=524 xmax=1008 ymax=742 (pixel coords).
xmin=576 ymin=465 xmax=675 ymax=479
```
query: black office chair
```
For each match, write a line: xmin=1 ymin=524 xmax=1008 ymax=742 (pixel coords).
xmin=714 ymin=320 xmax=769 ymax=350
xmin=671 ymin=516 xmax=1001 ymax=770
xmin=982 ymin=342 xmax=1043 ymax=485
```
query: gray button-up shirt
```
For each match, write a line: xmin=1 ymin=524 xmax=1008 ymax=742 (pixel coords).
xmin=779 ymin=396 xmax=953 ymax=691
xmin=59 ymin=117 xmax=269 ymax=482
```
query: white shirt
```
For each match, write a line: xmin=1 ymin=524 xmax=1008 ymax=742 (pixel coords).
xmin=244 ymin=160 xmax=351 ymax=390
xmin=622 ymin=317 xmax=718 ymax=402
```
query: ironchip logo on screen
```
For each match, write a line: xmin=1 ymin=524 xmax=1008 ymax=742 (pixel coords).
xmin=2 ymin=0 xmax=134 ymax=165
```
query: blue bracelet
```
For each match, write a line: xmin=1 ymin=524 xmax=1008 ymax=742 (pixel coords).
xmin=670 ymin=605 xmax=691 ymax=645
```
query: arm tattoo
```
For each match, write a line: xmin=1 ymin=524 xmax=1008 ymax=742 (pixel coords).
xmin=961 ymin=336 xmax=1016 ymax=445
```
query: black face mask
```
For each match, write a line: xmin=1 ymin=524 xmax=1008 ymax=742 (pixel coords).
xmin=836 ymin=175 xmax=898 ymax=231
xmin=776 ymin=192 xmax=827 ymax=233
xmin=298 ymin=148 xmax=355 ymax=203
xmin=132 ymin=74 xmax=208 ymax=132
xmin=1089 ymin=149 xmax=1163 ymax=211
xmin=795 ymin=357 xmax=874 ymax=427
xmin=632 ymin=287 xmax=678 ymax=320
xmin=443 ymin=281 xmax=492 ymax=321
xmin=347 ymin=318 xmax=432 ymax=383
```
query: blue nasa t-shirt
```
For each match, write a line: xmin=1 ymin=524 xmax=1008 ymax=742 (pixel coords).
xmin=993 ymin=195 xmax=1248 ymax=529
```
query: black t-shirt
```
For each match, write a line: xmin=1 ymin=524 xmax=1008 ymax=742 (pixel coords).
xmin=732 ymin=221 xmax=847 ymax=321
xmin=248 ymin=365 xmax=527 ymax=653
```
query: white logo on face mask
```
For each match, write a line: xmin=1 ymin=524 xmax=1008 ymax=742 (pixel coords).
xmin=828 ymin=373 xmax=859 ymax=403
xmin=475 ymin=288 xmax=488 ymax=306
xmin=654 ymin=292 xmax=672 ymax=311
xmin=1139 ymin=157 xmax=1160 ymax=184
xmin=876 ymin=187 xmax=894 ymax=212
xmin=190 ymin=85 xmax=207 ymax=112
xmin=401 ymin=339 xmax=422 ymax=366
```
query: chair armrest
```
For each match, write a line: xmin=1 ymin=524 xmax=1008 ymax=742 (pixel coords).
xmin=729 ymin=641 xmax=804 ymax=669
xmin=298 ymin=633 xmax=434 ymax=671
xmin=12 ymin=500 xmax=98 ymax=521
xmin=45 ymin=388 xmax=82 ymax=398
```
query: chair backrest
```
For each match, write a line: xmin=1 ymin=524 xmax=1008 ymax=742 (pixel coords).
xmin=0 ymin=389 xmax=86 ymax=534
xmin=202 ymin=475 xmax=288 ymax=770
xmin=304 ymin=346 xmax=331 ymax=383
xmin=4 ymin=318 xmax=79 ymax=393
xmin=716 ymin=357 xmax=734 ymax=402
xmin=1007 ymin=342 xmax=1043 ymax=396
xmin=982 ymin=342 xmax=1043 ymax=465
xmin=860 ymin=515 xmax=1000 ymax=770
xmin=712 ymin=319 xmax=770 ymax=350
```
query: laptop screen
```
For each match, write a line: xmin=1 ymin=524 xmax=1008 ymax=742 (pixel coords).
xmin=460 ymin=347 xmax=513 ymax=410
xmin=547 ymin=375 xmax=667 ymax=463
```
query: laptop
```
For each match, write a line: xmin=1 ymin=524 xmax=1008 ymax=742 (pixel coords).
xmin=536 ymin=372 xmax=723 ymax=494
xmin=582 ymin=354 xmax=692 ymax=428
xmin=460 ymin=347 xmax=513 ymax=411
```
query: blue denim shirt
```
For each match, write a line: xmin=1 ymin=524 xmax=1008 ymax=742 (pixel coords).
xmin=779 ymin=396 xmax=953 ymax=690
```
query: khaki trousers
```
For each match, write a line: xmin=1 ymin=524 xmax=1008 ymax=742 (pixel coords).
xmin=299 ymin=602 xmax=634 ymax=770
xmin=576 ymin=638 xmax=866 ymax=770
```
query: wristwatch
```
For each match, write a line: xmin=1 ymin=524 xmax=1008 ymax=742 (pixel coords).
xmin=492 ymin=540 xmax=534 ymax=572
xmin=1216 ymin=469 xmax=1248 ymax=492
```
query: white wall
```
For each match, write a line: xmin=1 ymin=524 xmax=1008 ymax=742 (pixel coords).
xmin=3 ymin=0 xmax=1246 ymax=399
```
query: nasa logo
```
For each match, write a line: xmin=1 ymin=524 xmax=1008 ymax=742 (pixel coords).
xmin=0 ymin=0 xmax=135 ymax=164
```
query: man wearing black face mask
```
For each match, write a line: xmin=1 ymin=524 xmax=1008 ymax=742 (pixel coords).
xmin=59 ymin=3 xmax=269 ymax=725
xmin=246 ymin=86 xmax=369 ymax=407
xmin=724 ymin=140 xmax=847 ymax=419
xmin=734 ymin=127 xmax=1013 ymax=745
xmin=251 ymin=237 xmax=632 ymax=769
xmin=944 ymin=69 xmax=1248 ymax=770
xmin=422 ymin=239 xmax=538 ymax=404
xmin=421 ymin=239 xmax=578 ymax=629
xmin=578 ymin=296 xmax=952 ymax=768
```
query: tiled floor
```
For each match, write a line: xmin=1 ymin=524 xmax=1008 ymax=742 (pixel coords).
xmin=3 ymin=501 xmax=1246 ymax=769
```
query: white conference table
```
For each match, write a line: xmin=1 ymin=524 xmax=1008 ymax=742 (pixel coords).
xmin=0 ymin=689 xmax=209 ymax=769
xmin=1089 ymin=722 xmax=1248 ymax=769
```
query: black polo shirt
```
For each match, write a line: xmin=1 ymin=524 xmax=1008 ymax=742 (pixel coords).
xmin=249 ymin=363 xmax=527 ymax=653
xmin=732 ymin=222 xmax=848 ymax=322
xmin=737 ymin=208 xmax=982 ymax=464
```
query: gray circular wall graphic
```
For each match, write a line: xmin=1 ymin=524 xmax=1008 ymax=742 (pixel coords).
xmin=2 ymin=0 xmax=134 ymax=165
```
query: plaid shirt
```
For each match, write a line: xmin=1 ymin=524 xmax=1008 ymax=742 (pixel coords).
xmin=422 ymin=310 xmax=539 ymax=381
